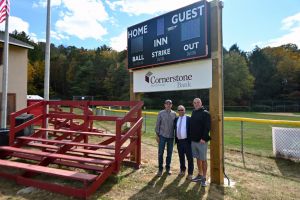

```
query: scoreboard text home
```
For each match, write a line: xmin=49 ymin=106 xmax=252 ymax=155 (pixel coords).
xmin=127 ymin=0 xmax=210 ymax=70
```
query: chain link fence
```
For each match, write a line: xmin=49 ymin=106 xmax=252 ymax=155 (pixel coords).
xmin=224 ymin=100 xmax=300 ymax=112
xmin=95 ymin=107 xmax=300 ymax=160
xmin=272 ymin=127 xmax=300 ymax=159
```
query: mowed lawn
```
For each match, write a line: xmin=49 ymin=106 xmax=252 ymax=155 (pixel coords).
xmin=135 ymin=110 xmax=300 ymax=156
xmin=0 ymin=110 xmax=299 ymax=200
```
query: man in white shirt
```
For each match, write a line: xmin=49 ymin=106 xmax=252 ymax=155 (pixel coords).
xmin=174 ymin=105 xmax=194 ymax=180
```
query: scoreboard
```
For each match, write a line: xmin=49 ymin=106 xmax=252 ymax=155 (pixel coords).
xmin=127 ymin=0 xmax=210 ymax=70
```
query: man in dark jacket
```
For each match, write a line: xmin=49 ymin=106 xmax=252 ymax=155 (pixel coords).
xmin=174 ymin=105 xmax=194 ymax=180
xmin=190 ymin=98 xmax=211 ymax=187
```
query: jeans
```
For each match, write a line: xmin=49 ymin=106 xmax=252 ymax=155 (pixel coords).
xmin=177 ymin=139 xmax=194 ymax=175
xmin=158 ymin=135 xmax=174 ymax=171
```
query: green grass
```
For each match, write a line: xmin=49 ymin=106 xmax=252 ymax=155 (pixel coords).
xmin=223 ymin=112 xmax=300 ymax=155
xmin=65 ymin=107 xmax=300 ymax=157
xmin=140 ymin=111 xmax=300 ymax=156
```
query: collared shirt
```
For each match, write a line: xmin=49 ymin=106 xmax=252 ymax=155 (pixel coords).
xmin=177 ymin=115 xmax=187 ymax=139
xmin=155 ymin=109 xmax=176 ymax=138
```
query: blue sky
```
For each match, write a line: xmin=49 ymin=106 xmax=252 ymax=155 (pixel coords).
xmin=2 ymin=0 xmax=300 ymax=52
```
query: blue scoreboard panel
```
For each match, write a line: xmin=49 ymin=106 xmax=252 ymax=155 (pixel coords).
xmin=127 ymin=0 xmax=210 ymax=70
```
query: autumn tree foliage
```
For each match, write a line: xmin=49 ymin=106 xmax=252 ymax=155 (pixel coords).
xmin=11 ymin=31 xmax=300 ymax=108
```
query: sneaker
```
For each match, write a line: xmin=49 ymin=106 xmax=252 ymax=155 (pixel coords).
xmin=191 ymin=174 xmax=203 ymax=182
xmin=201 ymin=178 xmax=207 ymax=187
xmin=186 ymin=174 xmax=193 ymax=180
xmin=157 ymin=170 xmax=163 ymax=177
xmin=179 ymin=171 xmax=185 ymax=176
xmin=166 ymin=170 xmax=172 ymax=175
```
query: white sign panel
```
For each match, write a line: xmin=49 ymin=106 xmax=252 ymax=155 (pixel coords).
xmin=133 ymin=59 xmax=212 ymax=93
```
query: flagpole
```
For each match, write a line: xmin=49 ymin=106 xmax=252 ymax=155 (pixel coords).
xmin=1 ymin=5 xmax=9 ymax=128
xmin=44 ymin=0 xmax=50 ymax=101
xmin=43 ymin=0 xmax=51 ymax=132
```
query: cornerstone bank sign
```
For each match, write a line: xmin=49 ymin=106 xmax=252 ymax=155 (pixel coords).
xmin=133 ymin=59 xmax=212 ymax=93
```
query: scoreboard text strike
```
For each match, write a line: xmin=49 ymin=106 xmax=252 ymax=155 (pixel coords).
xmin=127 ymin=1 xmax=209 ymax=70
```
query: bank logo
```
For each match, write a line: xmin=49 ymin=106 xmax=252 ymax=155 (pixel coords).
xmin=145 ymin=72 xmax=153 ymax=83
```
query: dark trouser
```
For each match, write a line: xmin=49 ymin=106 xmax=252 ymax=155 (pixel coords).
xmin=177 ymin=139 xmax=194 ymax=175
xmin=158 ymin=135 xmax=174 ymax=171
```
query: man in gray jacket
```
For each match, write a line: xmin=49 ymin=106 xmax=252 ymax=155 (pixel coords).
xmin=155 ymin=99 xmax=176 ymax=177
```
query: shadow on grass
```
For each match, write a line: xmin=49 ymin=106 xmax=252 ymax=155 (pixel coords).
xmin=226 ymin=159 xmax=300 ymax=184
xmin=275 ymin=157 xmax=300 ymax=180
xmin=91 ymin=167 xmax=137 ymax=199
xmin=128 ymin=173 xmax=223 ymax=200
xmin=127 ymin=172 xmax=168 ymax=200
xmin=207 ymin=182 xmax=225 ymax=200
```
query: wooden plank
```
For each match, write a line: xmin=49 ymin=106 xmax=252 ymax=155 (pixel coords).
xmin=26 ymin=142 xmax=59 ymax=149
xmin=0 ymin=146 xmax=113 ymax=165
xmin=17 ymin=136 xmax=116 ymax=150
xmin=27 ymin=142 xmax=115 ymax=157
xmin=71 ymin=148 xmax=115 ymax=157
xmin=35 ymin=128 xmax=115 ymax=137
xmin=12 ymin=152 xmax=105 ymax=172
xmin=0 ymin=159 xmax=97 ymax=181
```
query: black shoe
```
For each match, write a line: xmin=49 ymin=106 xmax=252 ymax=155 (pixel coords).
xmin=166 ymin=170 xmax=172 ymax=175
xmin=157 ymin=170 xmax=163 ymax=177
xmin=179 ymin=170 xmax=185 ymax=176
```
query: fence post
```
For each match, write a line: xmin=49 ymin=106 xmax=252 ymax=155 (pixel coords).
xmin=144 ymin=113 xmax=147 ymax=133
xmin=241 ymin=121 xmax=245 ymax=167
xmin=114 ymin=119 xmax=121 ymax=173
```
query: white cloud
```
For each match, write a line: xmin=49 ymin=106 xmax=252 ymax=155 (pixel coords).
xmin=0 ymin=16 xmax=29 ymax=33
xmin=110 ymin=31 xmax=127 ymax=51
xmin=51 ymin=30 xmax=69 ymax=40
xmin=33 ymin=0 xmax=62 ymax=8
xmin=105 ymin=0 xmax=199 ymax=16
xmin=0 ymin=16 xmax=45 ymax=43
xmin=29 ymin=33 xmax=39 ymax=43
xmin=54 ymin=0 xmax=109 ymax=40
xmin=33 ymin=0 xmax=109 ymax=41
xmin=281 ymin=12 xmax=300 ymax=30
xmin=264 ymin=12 xmax=300 ymax=48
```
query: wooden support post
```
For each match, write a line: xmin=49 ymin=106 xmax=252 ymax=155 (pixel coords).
xmin=209 ymin=0 xmax=224 ymax=185
xmin=130 ymin=71 xmax=141 ymax=101
xmin=129 ymin=71 xmax=141 ymax=165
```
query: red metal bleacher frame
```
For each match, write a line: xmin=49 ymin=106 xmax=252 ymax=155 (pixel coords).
xmin=0 ymin=100 xmax=143 ymax=199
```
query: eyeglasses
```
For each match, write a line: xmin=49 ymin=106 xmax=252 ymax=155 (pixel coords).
xmin=177 ymin=110 xmax=184 ymax=111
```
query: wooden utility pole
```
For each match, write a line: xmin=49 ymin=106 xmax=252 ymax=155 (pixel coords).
xmin=209 ymin=0 xmax=224 ymax=185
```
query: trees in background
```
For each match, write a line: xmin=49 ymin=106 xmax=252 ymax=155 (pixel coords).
xmin=224 ymin=50 xmax=254 ymax=105
xmin=249 ymin=45 xmax=300 ymax=101
xmin=10 ymin=31 xmax=299 ymax=108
